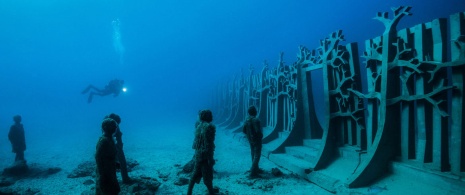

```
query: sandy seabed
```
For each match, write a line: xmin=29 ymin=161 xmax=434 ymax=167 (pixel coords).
xmin=0 ymin=124 xmax=331 ymax=195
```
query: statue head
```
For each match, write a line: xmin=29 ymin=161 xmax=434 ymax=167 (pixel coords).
xmin=13 ymin=115 xmax=21 ymax=123
xmin=101 ymin=118 xmax=117 ymax=135
xmin=199 ymin=110 xmax=213 ymax=123
xmin=105 ymin=113 xmax=121 ymax=124
xmin=248 ymin=106 xmax=257 ymax=117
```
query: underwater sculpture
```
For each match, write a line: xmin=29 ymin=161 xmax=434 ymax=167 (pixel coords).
xmin=184 ymin=110 xmax=209 ymax=174
xmin=112 ymin=18 xmax=125 ymax=65
xmin=81 ymin=79 xmax=125 ymax=103
xmin=187 ymin=110 xmax=218 ymax=195
xmin=105 ymin=113 xmax=131 ymax=184
xmin=242 ymin=106 xmax=264 ymax=178
xmin=214 ymin=6 xmax=465 ymax=190
xmin=95 ymin=118 xmax=120 ymax=195
xmin=4 ymin=115 xmax=29 ymax=175
xmin=8 ymin=115 xmax=26 ymax=163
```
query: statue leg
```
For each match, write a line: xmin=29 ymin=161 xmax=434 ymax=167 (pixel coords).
xmin=15 ymin=151 xmax=24 ymax=162
xmin=203 ymin=163 xmax=215 ymax=194
xmin=250 ymin=142 xmax=255 ymax=162
xmin=188 ymin=162 xmax=202 ymax=195
xmin=187 ymin=179 xmax=195 ymax=195
xmin=250 ymin=144 xmax=261 ymax=177
xmin=254 ymin=144 xmax=262 ymax=172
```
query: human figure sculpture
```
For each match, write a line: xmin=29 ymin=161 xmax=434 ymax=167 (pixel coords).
xmin=105 ymin=113 xmax=130 ymax=183
xmin=8 ymin=115 xmax=26 ymax=163
xmin=242 ymin=106 xmax=263 ymax=178
xmin=187 ymin=110 xmax=217 ymax=195
xmin=95 ymin=118 xmax=120 ymax=195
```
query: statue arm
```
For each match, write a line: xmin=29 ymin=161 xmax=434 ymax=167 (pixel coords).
xmin=206 ymin=125 xmax=216 ymax=165
xmin=8 ymin=126 xmax=13 ymax=141
xmin=255 ymin=120 xmax=263 ymax=139
xmin=192 ymin=127 xmax=200 ymax=149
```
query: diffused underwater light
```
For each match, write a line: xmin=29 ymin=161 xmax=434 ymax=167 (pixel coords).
xmin=122 ymin=87 xmax=127 ymax=92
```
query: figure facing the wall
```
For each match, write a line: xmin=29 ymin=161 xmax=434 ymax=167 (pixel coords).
xmin=242 ymin=106 xmax=263 ymax=178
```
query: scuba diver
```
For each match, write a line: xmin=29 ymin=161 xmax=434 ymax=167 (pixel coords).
xmin=81 ymin=79 xmax=125 ymax=103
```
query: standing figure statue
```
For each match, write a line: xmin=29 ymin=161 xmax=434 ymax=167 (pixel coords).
xmin=81 ymin=79 xmax=125 ymax=103
xmin=187 ymin=110 xmax=218 ymax=195
xmin=8 ymin=115 xmax=26 ymax=163
xmin=95 ymin=118 xmax=120 ymax=195
xmin=242 ymin=106 xmax=263 ymax=178
xmin=105 ymin=113 xmax=131 ymax=183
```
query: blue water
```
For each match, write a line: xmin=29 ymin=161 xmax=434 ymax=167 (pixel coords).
xmin=0 ymin=0 xmax=464 ymax=163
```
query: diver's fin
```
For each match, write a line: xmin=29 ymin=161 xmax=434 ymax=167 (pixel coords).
xmin=87 ymin=95 xmax=93 ymax=103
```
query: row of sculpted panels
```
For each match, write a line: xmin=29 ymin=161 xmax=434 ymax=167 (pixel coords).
xmin=213 ymin=7 xmax=464 ymax=188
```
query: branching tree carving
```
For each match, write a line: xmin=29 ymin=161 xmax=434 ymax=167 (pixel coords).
xmin=423 ymin=36 xmax=465 ymax=82
xmin=306 ymin=30 xmax=367 ymax=132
